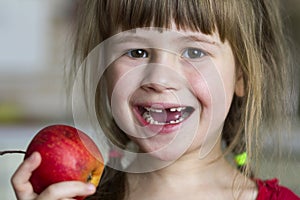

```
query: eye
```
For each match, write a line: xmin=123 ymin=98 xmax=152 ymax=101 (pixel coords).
xmin=127 ymin=49 xmax=148 ymax=58
xmin=181 ymin=48 xmax=205 ymax=59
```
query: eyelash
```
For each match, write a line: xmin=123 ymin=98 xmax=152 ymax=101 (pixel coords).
xmin=126 ymin=49 xmax=148 ymax=58
xmin=125 ymin=48 xmax=206 ymax=59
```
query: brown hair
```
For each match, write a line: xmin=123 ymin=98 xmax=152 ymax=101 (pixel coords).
xmin=67 ymin=0 xmax=295 ymax=199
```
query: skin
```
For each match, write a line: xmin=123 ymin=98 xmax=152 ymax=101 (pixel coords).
xmin=11 ymin=25 xmax=254 ymax=199
xmin=106 ymin=26 xmax=238 ymax=161
xmin=11 ymin=152 xmax=96 ymax=200
xmin=105 ymin=26 xmax=257 ymax=199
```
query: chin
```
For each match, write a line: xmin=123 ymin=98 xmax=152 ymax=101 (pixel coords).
xmin=135 ymin=138 xmax=191 ymax=162
xmin=148 ymin=151 xmax=185 ymax=162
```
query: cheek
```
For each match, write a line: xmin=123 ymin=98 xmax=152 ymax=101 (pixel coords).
xmin=184 ymin=63 xmax=235 ymax=119
xmin=105 ymin=63 xmax=130 ymax=101
xmin=193 ymin=83 xmax=211 ymax=109
xmin=186 ymin=71 xmax=211 ymax=109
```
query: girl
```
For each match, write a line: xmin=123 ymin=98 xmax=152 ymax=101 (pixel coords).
xmin=11 ymin=0 xmax=299 ymax=199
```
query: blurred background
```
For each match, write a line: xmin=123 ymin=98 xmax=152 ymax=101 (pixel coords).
xmin=0 ymin=0 xmax=299 ymax=199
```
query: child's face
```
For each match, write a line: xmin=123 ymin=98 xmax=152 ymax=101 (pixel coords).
xmin=104 ymin=25 xmax=239 ymax=161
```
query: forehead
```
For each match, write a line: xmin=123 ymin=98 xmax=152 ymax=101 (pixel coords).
xmin=109 ymin=27 xmax=221 ymax=47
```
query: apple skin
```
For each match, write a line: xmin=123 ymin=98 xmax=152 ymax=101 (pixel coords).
xmin=25 ymin=125 xmax=104 ymax=200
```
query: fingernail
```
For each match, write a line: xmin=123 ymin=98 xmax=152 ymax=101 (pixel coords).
xmin=87 ymin=183 xmax=95 ymax=192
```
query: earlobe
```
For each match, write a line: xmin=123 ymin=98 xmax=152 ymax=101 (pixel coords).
xmin=235 ymin=68 xmax=245 ymax=97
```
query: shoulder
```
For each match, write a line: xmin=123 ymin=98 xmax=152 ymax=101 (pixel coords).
xmin=255 ymin=178 xmax=300 ymax=200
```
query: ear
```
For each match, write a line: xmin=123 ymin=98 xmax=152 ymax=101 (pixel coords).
xmin=235 ymin=67 xmax=245 ymax=97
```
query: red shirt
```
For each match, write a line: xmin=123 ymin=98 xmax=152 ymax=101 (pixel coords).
xmin=256 ymin=179 xmax=300 ymax=200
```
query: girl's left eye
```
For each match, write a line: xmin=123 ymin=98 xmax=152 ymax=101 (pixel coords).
xmin=181 ymin=48 xmax=205 ymax=59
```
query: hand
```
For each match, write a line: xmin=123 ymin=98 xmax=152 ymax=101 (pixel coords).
xmin=11 ymin=152 xmax=96 ymax=200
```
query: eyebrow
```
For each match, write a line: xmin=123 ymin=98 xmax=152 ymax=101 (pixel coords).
xmin=113 ymin=35 xmax=148 ymax=44
xmin=111 ymin=32 xmax=221 ymax=46
xmin=176 ymin=35 xmax=220 ymax=46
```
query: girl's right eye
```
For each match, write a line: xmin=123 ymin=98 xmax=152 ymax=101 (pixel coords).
xmin=126 ymin=49 xmax=148 ymax=58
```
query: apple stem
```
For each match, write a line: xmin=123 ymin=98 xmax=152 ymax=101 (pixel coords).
xmin=0 ymin=150 xmax=26 ymax=156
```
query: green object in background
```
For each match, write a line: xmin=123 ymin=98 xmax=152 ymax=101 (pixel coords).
xmin=0 ymin=103 xmax=23 ymax=123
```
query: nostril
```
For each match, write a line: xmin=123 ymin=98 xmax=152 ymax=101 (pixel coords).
xmin=140 ymin=64 xmax=182 ymax=91
xmin=141 ymin=82 xmax=173 ymax=92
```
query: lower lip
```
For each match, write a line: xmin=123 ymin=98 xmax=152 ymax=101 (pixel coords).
xmin=132 ymin=108 xmax=184 ymax=134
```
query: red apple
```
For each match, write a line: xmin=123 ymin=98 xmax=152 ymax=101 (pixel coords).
xmin=25 ymin=124 xmax=104 ymax=200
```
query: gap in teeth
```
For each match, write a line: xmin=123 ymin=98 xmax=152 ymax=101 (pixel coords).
xmin=145 ymin=106 xmax=186 ymax=113
xmin=144 ymin=107 xmax=163 ymax=113
xmin=142 ymin=110 xmax=185 ymax=125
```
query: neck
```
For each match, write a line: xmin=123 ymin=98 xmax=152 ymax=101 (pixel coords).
xmin=126 ymin=140 xmax=257 ymax=200
xmin=149 ymin=141 xmax=233 ymax=184
xmin=128 ymin=139 xmax=238 ymax=189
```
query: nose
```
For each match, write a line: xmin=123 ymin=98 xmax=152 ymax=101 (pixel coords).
xmin=140 ymin=52 xmax=182 ymax=93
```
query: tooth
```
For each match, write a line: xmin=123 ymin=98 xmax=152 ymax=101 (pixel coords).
xmin=150 ymin=118 xmax=155 ymax=124
xmin=143 ymin=111 xmax=153 ymax=123
xmin=176 ymin=107 xmax=182 ymax=112
xmin=150 ymin=108 xmax=163 ymax=113
xmin=146 ymin=117 xmax=151 ymax=123
xmin=143 ymin=111 xmax=150 ymax=118
xmin=170 ymin=108 xmax=177 ymax=112
xmin=145 ymin=107 xmax=164 ymax=113
xmin=169 ymin=120 xmax=176 ymax=124
xmin=156 ymin=121 xmax=163 ymax=125
xmin=146 ymin=116 xmax=151 ymax=122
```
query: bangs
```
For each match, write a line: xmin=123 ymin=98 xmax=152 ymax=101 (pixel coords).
xmin=97 ymin=0 xmax=232 ymax=42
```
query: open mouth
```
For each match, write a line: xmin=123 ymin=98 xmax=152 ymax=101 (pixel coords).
xmin=134 ymin=105 xmax=195 ymax=126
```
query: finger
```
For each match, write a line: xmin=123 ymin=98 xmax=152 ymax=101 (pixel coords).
xmin=61 ymin=199 xmax=76 ymax=200
xmin=60 ymin=198 xmax=76 ymax=200
xmin=11 ymin=151 xmax=41 ymax=200
xmin=36 ymin=181 xmax=96 ymax=200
